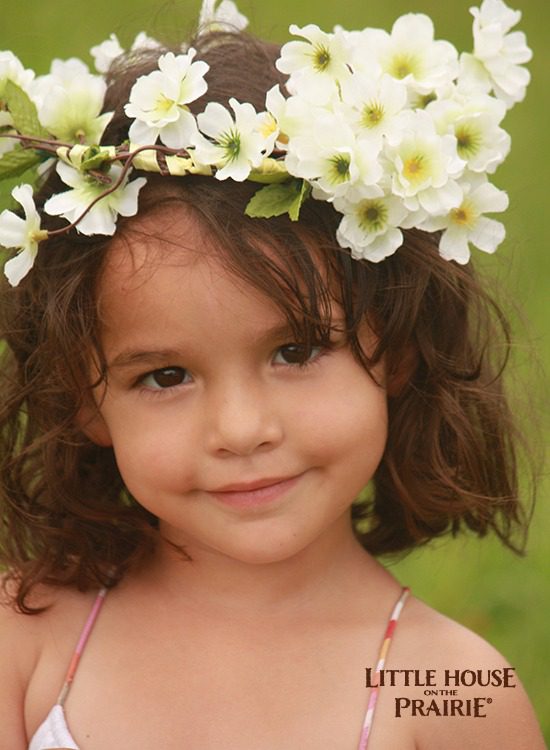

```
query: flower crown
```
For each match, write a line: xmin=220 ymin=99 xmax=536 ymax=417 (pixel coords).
xmin=0 ymin=0 xmax=531 ymax=286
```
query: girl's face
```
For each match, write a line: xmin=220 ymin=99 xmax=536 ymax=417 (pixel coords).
xmin=91 ymin=211 xmax=388 ymax=565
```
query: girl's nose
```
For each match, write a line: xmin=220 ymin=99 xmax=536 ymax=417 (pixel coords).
xmin=205 ymin=379 xmax=283 ymax=457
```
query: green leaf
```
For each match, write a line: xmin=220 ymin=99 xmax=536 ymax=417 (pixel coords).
xmin=245 ymin=179 xmax=312 ymax=222
xmin=3 ymin=79 xmax=49 ymax=139
xmin=248 ymin=158 xmax=290 ymax=184
xmin=247 ymin=169 xmax=290 ymax=184
xmin=74 ymin=144 xmax=111 ymax=172
xmin=288 ymin=179 xmax=311 ymax=221
xmin=0 ymin=165 xmax=40 ymax=212
xmin=0 ymin=147 xmax=42 ymax=179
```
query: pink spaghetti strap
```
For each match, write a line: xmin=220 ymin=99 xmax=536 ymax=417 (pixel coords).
xmin=56 ymin=586 xmax=109 ymax=706
xmin=357 ymin=586 xmax=410 ymax=750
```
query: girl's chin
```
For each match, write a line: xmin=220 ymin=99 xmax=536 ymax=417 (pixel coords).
xmin=207 ymin=537 xmax=315 ymax=567
xmin=159 ymin=525 xmax=320 ymax=568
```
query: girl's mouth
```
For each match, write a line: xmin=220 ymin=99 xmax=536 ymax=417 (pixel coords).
xmin=207 ymin=474 xmax=302 ymax=509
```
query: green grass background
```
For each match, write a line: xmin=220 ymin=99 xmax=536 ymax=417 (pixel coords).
xmin=3 ymin=0 xmax=549 ymax=742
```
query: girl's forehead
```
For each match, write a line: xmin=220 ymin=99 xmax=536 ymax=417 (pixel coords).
xmin=97 ymin=221 xmax=290 ymax=343
xmin=102 ymin=205 xmax=209 ymax=278
xmin=96 ymin=200 xmax=342 ymax=355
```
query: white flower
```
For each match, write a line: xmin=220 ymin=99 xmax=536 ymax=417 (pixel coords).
xmin=351 ymin=15 xmax=459 ymax=97
xmin=385 ymin=111 xmax=465 ymax=214
xmin=30 ymin=59 xmax=112 ymax=144
xmin=256 ymin=110 xmax=279 ymax=149
xmin=0 ymin=51 xmax=36 ymax=155
xmin=90 ymin=31 xmax=161 ymax=75
xmin=284 ymin=110 xmax=383 ymax=201
xmin=333 ymin=27 xmax=385 ymax=80
xmin=340 ymin=73 xmax=408 ymax=144
xmin=29 ymin=58 xmax=89 ymax=103
xmin=427 ymin=93 xmax=510 ymax=173
xmin=470 ymin=0 xmax=532 ymax=107
xmin=90 ymin=33 xmax=124 ymax=73
xmin=276 ymin=25 xmax=351 ymax=104
xmin=131 ymin=32 xmax=162 ymax=51
xmin=125 ymin=50 xmax=209 ymax=148
xmin=44 ymin=161 xmax=147 ymax=236
xmin=264 ymin=85 xmax=324 ymax=147
xmin=52 ymin=57 xmax=90 ymax=79
xmin=456 ymin=52 xmax=492 ymax=96
xmin=334 ymin=193 xmax=409 ymax=262
xmin=0 ymin=184 xmax=47 ymax=286
xmin=195 ymin=98 xmax=275 ymax=181
xmin=418 ymin=174 xmax=508 ymax=263
xmin=0 ymin=50 xmax=35 ymax=92
xmin=198 ymin=0 xmax=249 ymax=32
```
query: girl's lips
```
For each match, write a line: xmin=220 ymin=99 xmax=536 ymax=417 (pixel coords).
xmin=208 ymin=474 xmax=302 ymax=509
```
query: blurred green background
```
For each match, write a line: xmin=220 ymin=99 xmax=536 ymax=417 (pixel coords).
xmin=3 ymin=0 xmax=549 ymax=742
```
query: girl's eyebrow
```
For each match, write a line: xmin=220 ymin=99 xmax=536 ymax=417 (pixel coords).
xmin=108 ymin=348 xmax=183 ymax=370
xmin=107 ymin=317 xmax=346 ymax=371
xmin=106 ymin=322 xmax=301 ymax=371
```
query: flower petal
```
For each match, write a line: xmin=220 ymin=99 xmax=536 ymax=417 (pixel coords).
xmin=43 ymin=190 xmax=81 ymax=218
xmin=114 ymin=177 xmax=148 ymax=216
xmin=76 ymin=205 xmax=117 ymax=236
xmin=468 ymin=215 xmax=505 ymax=252
xmin=439 ymin=225 xmax=471 ymax=263
xmin=159 ymin=111 xmax=199 ymax=149
xmin=55 ymin=161 xmax=86 ymax=189
xmin=11 ymin=184 xmax=38 ymax=222
xmin=4 ymin=248 xmax=37 ymax=286
xmin=128 ymin=119 xmax=159 ymax=146
xmin=197 ymin=102 xmax=234 ymax=140
xmin=0 ymin=210 xmax=28 ymax=248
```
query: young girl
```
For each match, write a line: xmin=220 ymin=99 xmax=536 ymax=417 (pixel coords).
xmin=0 ymin=1 xmax=545 ymax=748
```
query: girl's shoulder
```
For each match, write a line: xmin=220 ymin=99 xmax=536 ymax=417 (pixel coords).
xmin=0 ymin=581 xmax=39 ymax=748
xmin=392 ymin=595 xmax=545 ymax=750
xmin=0 ymin=578 xmax=96 ymax=749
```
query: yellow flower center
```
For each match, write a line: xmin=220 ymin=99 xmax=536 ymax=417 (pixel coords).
xmin=219 ymin=128 xmax=241 ymax=162
xmin=259 ymin=114 xmax=278 ymax=139
xmin=417 ymin=92 xmax=437 ymax=109
xmin=450 ymin=200 xmax=477 ymax=229
xmin=455 ymin=123 xmax=482 ymax=159
xmin=156 ymin=93 xmax=175 ymax=113
xmin=358 ymin=199 xmax=388 ymax=232
xmin=388 ymin=53 xmax=421 ymax=80
xmin=403 ymin=154 xmax=427 ymax=182
xmin=311 ymin=43 xmax=331 ymax=73
xmin=328 ymin=153 xmax=351 ymax=183
xmin=361 ymin=101 xmax=385 ymax=129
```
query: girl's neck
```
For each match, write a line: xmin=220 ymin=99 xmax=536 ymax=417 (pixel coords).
xmin=134 ymin=514 xmax=385 ymax=621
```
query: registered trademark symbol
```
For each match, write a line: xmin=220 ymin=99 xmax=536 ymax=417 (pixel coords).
xmin=487 ymin=698 xmax=493 ymax=704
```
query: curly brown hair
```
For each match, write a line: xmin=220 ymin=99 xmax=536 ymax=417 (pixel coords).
xmin=0 ymin=30 xmax=533 ymax=613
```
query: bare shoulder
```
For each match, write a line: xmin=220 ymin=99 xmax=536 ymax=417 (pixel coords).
xmin=0 ymin=578 xmax=47 ymax=749
xmin=391 ymin=595 xmax=546 ymax=750
xmin=0 ymin=577 xmax=95 ymax=749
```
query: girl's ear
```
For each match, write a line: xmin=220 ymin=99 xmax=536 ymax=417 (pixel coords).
xmin=75 ymin=402 xmax=113 ymax=447
xmin=387 ymin=344 xmax=418 ymax=397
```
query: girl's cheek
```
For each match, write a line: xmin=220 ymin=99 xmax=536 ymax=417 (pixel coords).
xmin=115 ymin=446 xmax=199 ymax=502
xmin=109 ymin=420 xmax=199 ymax=488
xmin=294 ymin=382 xmax=387 ymax=457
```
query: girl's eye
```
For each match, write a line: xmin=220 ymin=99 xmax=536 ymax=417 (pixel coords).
xmin=273 ymin=344 xmax=323 ymax=366
xmin=140 ymin=367 xmax=190 ymax=390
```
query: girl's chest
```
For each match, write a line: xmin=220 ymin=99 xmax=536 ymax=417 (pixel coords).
xmin=65 ymin=653 xmax=414 ymax=749
xmin=28 ymin=615 xmax=416 ymax=750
